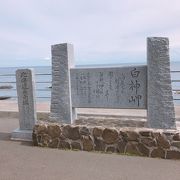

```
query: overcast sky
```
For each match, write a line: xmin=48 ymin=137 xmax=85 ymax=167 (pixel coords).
xmin=0 ymin=0 xmax=180 ymax=67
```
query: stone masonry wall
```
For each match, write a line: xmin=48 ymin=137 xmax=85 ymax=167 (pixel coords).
xmin=33 ymin=122 xmax=180 ymax=160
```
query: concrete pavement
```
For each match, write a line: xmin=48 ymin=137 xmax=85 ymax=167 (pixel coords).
xmin=0 ymin=117 xmax=180 ymax=180
xmin=0 ymin=101 xmax=180 ymax=179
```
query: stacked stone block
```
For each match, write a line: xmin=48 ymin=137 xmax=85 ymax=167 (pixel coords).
xmin=33 ymin=122 xmax=180 ymax=159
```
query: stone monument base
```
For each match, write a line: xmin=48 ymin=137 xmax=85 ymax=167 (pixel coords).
xmin=11 ymin=128 xmax=32 ymax=141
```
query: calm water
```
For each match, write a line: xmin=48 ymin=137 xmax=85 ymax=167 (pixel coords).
xmin=0 ymin=62 xmax=180 ymax=104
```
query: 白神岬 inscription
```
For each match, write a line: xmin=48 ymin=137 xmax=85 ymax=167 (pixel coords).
xmin=70 ymin=66 xmax=147 ymax=109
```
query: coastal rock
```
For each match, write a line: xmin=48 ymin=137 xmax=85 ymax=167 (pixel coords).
xmin=0 ymin=85 xmax=13 ymax=89
xmin=0 ymin=96 xmax=11 ymax=100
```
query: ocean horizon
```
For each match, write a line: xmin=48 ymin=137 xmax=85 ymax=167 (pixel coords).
xmin=0 ymin=61 xmax=180 ymax=104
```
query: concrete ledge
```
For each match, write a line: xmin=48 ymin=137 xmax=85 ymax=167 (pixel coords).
xmin=11 ymin=128 xmax=32 ymax=141
xmin=33 ymin=121 xmax=180 ymax=160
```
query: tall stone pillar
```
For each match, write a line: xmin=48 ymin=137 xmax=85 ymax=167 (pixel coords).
xmin=50 ymin=43 xmax=76 ymax=124
xmin=11 ymin=69 xmax=37 ymax=141
xmin=147 ymin=37 xmax=176 ymax=129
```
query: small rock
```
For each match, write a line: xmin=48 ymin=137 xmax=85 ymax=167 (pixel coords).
xmin=93 ymin=127 xmax=104 ymax=138
xmin=94 ymin=138 xmax=105 ymax=151
xmin=36 ymin=124 xmax=47 ymax=134
xmin=106 ymin=146 xmax=116 ymax=153
xmin=138 ymin=143 xmax=150 ymax=157
xmin=166 ymin=150 xmax=180 ymax=159
xmin=117 ymin=140 xmax=126 ymax=153
xmin=151 ymin=148 xmax=165 ymax=158
xmin=141 ymin=137 xmax=156 ymax=147
xmin=79 ymin=126 xmax=90 ymax=136
xmin=58 ymin=140 xmax=70 ymax=149
xmin=102 ymin=128 xmax=118 ymax=144
xmin=48 ymin=124 xmax=61 ymax=138
xmin=125 ymin=142 xmax=141 ymax=156
xmin=139 ymin=131 xmax=152 ymax=137
xmin=126 ymin=131 xmax=139 ymax=141
xmin=32 ymin=133 xmax=38 ymax=146
xmin=156 ymin=134 xmax=170 ymax=149
xmin=82 ymin=136 xmax=94 ymax=151
xmin=173 ymin=133 xmax=180 ymax=141
xmin=62 ymin=125 xmax=80 ymax=140
xmin=41 ymin=134 xmax=51 ymax=147
xmin=171 ymin=141 xmax=180 ymax=149
xmin=49 ymin=138 xmax=59 ymax=148
xmin=71 ymin=142 xmax=82 ymax=150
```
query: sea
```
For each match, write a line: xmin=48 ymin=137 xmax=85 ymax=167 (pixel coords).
xmin=0 ymin=62 xmax=180 ymax=105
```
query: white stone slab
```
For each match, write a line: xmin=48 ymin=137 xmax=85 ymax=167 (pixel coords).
xmin=71 ymin=66 xmax=147 ymax=109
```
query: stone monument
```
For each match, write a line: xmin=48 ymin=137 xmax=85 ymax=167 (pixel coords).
xmin=11 ymin=69 xmax=37 ymax=141
xmin=50 ymin=43 xmax=76 ymax=124
xmin=48 ymin=37 xmax=176 ymax=129
xmin=147 ymin=37 xmax=176 ymax=129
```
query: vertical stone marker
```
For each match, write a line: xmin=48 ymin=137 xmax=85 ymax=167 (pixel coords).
xmin=11 ymin=69 xmax=37 ymax=141
xmin=147 ymin=37 xmax=176 ymax=129
xmin=50 ymin=43 xmax=76 ymax=124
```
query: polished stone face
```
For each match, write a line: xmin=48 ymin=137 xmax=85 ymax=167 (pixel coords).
xmin=70 ymin=66 xmax=147 ymax=109
xmin=16 ymin=69 xmax=37 ymax=130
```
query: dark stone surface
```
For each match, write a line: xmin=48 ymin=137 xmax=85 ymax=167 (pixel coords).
xmin=48 ymin=124 xmax=61 ymax=138
xmin=93 ymin=127 xmax=104 ymax=138
xmin=138 ymin=143 xmax=150 ymax=156
xmin=58 ymin=140 xmax=70 ymax=149
xmin=49 ymin=138 xmax=59 ymax=148
xmin=125 ymin=142 xmax=141 ymax=156
xmin=166 ymin=150 xmax=180 ymax=159
xmin=71 ymin=142 xmax=82 ymax=150
xmin=102 ymin=128 xmax=118 ymax=144
xmin=62 ymin=125 xmax=80 ymax=140
xmin=151 ymin=148 xmax=165 ymax=159
xmin=94 ymin=138 xmax=105 ymax=151
xmin=82 ymin=136 xmax=94 ymax=151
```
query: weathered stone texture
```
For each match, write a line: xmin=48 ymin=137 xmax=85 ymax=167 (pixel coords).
xmin=151 ymin=148 xmax=165 ymax=158
xmin=147 ymin=37 xmax=175 ymax=129
xmin=33 ymin=122 xmax=180 ymax=160
xmin=102 ymin=128 xmax=119 ymax=144
xmin=50 ymin=43 xmax=76 ymax=124
xmin=16 ymin=69 xmax=37 ymax=130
